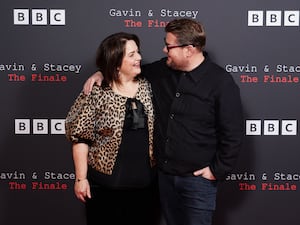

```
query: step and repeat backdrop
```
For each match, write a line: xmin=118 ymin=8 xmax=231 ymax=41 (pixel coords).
xmin=1 ymin=0 xmax=300 ymax=225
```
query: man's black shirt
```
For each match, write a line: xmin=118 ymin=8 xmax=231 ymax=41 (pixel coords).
xmin=143 ymin=57 xmax=243 ymax=180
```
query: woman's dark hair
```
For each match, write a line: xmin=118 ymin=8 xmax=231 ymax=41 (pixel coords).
xmin=96 ymin=32 xmax=140 ymax=85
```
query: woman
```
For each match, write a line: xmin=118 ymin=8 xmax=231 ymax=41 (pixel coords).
xmin=65 ymin=32 xmax=159 ymax=225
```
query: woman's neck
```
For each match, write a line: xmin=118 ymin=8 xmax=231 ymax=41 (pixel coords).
xmin=111 ymin=79 xmax=139 ymax=98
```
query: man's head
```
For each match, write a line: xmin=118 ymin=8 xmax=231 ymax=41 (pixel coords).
xmin=163 ymin=18 xmax=206 ymax=71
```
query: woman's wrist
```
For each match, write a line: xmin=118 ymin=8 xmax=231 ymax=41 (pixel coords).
xmin=75 ymin=177 xmax=87 ymax=182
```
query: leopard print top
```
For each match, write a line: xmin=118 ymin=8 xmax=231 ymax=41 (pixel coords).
xmin=65 ymin=77 xmax=155 ymax=175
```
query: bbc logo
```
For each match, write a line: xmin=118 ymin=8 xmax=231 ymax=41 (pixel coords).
xmin=15 ymin=119 xmax=65 ymax=134
xmin=13 ymin=9 xmax=66 ymax=25
xmin=248 ymin=10 xmax=300 ymax=26
xmin=246 ymin=120 xmax=297 ymax=136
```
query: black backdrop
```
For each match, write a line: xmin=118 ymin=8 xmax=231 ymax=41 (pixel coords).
xmin=1 ymin=1 xmax=300 ymax=225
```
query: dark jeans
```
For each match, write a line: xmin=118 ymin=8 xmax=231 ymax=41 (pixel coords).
xmin=158 ymin=171 xmax=218 ymax=225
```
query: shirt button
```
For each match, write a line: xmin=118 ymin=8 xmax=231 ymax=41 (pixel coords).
xmin=175 ymin=92 xmax=180 ymax=97
xmin=170 ymin=114 xmax=174 ymax=119
xmin=164 ymin=160 xmax=168 ymax=164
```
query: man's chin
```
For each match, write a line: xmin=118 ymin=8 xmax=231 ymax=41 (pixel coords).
xmin=166 ymin=59 xmax=172 ymax=67
xmin=166 ymin=61 xmax=177 ymax=70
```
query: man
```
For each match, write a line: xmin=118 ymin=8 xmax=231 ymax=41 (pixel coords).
xmin=83 ymin=18 xmax=243 ymax=225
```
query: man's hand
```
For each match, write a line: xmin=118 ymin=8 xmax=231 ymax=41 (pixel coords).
xmin=83 ymin=71 xmax=103 ymax=95
xmin=193 ymin=166 xmax=216 ymax=180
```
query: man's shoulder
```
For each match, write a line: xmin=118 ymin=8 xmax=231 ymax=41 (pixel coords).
xmin=142 ymin=57 xmax=170 ymax=79
xmin=143 ymin=57 xmax=168 ymax=70
xmin=205 ymin=58 xmax=230 ymax=77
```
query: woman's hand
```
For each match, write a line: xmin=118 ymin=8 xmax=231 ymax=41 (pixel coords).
xmin=74 ymin=178 xmax=91 ymax=203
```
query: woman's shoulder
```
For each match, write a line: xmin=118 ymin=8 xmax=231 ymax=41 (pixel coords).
xmin=90 ymin=84 xmax=110 ymax=95
xmin=87 ymin=85 xmax=114 ymax=105
xmin=137 ymin=75 xmax=150 ymax=85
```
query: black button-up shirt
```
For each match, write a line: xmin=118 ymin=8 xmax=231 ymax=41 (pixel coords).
xmin=143 ymin=57 xmax=243 ymax=180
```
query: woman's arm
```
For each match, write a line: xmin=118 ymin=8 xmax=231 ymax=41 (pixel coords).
xmin=72 ymin=142 xmax=91 ymax=202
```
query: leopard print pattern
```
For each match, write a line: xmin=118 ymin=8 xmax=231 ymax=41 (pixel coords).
xmin=65 ymin=77 xmax=155 ymax=175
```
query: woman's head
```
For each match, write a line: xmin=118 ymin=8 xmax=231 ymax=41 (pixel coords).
xmin=96 ymin=32 xmax=141 ymax=85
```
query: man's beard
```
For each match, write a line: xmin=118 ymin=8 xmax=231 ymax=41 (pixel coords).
xmin=166 ymin=59 xmax=183 ymax=71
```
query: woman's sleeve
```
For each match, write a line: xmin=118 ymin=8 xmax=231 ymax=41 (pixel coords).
xmin=65 ymin=90 xmax=97 ymax=144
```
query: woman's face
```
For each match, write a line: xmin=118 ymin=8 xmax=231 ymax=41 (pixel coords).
xmin=118 ymin=40 xmax=142 ymax=78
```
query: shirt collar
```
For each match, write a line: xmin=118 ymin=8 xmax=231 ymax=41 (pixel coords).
xmin=186 ymin=56 xmax=210 ymax=83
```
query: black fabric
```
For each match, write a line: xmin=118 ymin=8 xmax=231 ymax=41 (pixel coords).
xmin=88 ymin=98 xmax=156 ymax=188
xmin=86 ymin=182 xmax=161 ymax=225
xmin=124 ymin=98 xmax=146 ymax=130
xmin=142 ymin=56 xmax=243 ymax=180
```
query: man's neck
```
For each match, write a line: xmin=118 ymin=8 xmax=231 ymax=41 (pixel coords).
xmin=185 ymin=52 xmax=205 ymax=72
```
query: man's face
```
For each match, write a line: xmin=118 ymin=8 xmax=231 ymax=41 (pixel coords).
xmin=163 ymin=32 xmax=188 ymax=71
